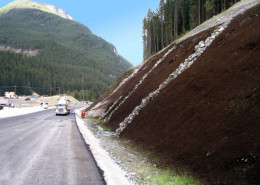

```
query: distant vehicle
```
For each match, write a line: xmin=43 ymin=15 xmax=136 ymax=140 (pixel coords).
xmin=25 ymin=97 xmax=30 ymax=101
xmin=40 ymin=102 xmax=48 ymax=109
xmin=0 ymin=99 xmax=8 ymax=106
xmin=84 ymin=101 xmax=92 ymax=108
xmin=56 ymin=98 xmax=70 ymax=115
xmin=0 ymin=99 xmax=16 ymax=108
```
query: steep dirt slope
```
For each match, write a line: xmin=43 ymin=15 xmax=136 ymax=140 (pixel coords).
xmin=86 ymin=46 xmax=173 ymax=118
xmin=121 ymin=6 xmax=260 ymax=184
xmin=86 ymin=3 xmax=260 ymax=185
xmin=106 ymin=28 xmax=216 ymax=131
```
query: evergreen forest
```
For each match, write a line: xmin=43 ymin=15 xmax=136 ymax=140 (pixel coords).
xmin=0 ymin=8 xmax=132 ymax=100
xmin=143 ymin=0 xmax=241 ymax=59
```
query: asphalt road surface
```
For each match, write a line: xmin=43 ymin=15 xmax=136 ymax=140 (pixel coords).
xmin=0 ymin=107 xmax=105 ymax=185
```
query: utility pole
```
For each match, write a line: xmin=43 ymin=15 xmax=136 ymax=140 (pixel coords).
xmin=14 ymin=86 xmax=17 ymax=94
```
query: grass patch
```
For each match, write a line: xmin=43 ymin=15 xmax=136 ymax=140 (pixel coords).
xmin=100 ymin=122 xmax=112 ymax=132
xmin=152 ymin=173 xmax=202 ymax=185
xmin=135 ymin=163 xmax=202 ymax=185
xmin=86 ymin=116 xmax=112 ymax=132
xmin=120 ymin=139 xmax=203 ymax=185
xmin=86 ymin=116 xmax=97 ymax=122
xmin=126 ymin=66 xmax=137 ymax=72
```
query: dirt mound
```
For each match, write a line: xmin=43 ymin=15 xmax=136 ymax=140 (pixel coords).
xmin=39 ymin=95 xmax=79 ymax=105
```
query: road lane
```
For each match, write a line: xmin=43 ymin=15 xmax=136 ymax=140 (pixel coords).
xmin=0 ymin=107 xmax=105 ymax=185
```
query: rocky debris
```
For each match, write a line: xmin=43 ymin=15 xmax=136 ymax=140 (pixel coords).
xmin=87 ymin=100 xmax=110 ymax=118
xmin=81 ymin=118 xmax=140 ymax=184
xmin=96 ymin=126 xmax=117 ymax=137
xmin=84 ymin=118 xmax=178 ymax=184
xmin=0 ymin=44 xmax=40 ymax=57
xmin=108 ymin=74 xmax=117 ymax=79
xmin=100 ymin=96 xmax=122 ymax=120
xmin=88 ymin=67 xmax=141 ymax=118
xmin=99 ymin=67 xmax=141 ymax=106
xmin=103 ymin=45 xmax=178 ymax=123
xmin=42 ymin=3 xmax=73 ymax=20
xmin=116 ymin=22 xmax=230 ymax=136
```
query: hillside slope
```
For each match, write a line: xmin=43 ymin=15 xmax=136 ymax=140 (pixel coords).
xmin=87 ymin=1 xmax=260 ymax=184
xmin=0 ymin=0 xmax=132 ymax=98
xmin=0 ymin=0 xmax=73 ymax=20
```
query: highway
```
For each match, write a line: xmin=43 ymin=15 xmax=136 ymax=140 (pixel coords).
xmin=0 ymin=107 xmax=105 ymax=185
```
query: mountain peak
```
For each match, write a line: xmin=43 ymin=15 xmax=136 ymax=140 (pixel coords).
xmin=0 ymin=0 xmax=73 ymax=20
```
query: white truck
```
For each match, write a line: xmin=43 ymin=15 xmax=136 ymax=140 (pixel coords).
xmin=56 ymin=98 xmax=70 ymax=115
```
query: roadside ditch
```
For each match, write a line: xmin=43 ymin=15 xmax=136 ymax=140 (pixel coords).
xmin=75 ymin=111 xmax=202 ymax=185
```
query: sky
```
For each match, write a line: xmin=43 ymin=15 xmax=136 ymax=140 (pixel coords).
xmin=0 ymin=0 xmax=159 ymax=66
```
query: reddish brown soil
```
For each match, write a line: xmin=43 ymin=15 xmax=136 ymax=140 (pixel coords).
xmin=106 ymin=28 xmax=216 ymax=131
xmin=87 ymin=43 xmax=173 ymax=114
xmin=86 ymin=68 xmax=134 ymax=111
xmin=119 ymin=6 xmax=260 ymax=185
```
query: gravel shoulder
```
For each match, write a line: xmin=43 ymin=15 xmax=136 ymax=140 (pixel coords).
xmin=81 ymin=117 xmax=201 ymax=185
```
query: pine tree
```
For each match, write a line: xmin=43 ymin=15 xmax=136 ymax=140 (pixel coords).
xmin=142 ymin=0 xmax=242 ymax=61
xmin=159 ymin=0 xmax=165 ymax=48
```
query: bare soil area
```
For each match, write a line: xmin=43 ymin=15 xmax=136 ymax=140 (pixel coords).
xmin=107 ymin=27 xmax=216 ymax=131
xmin=88 ymin=4 xmax=260 ymax=185
xmin=119 ymin=6 xmax=260 ymax=185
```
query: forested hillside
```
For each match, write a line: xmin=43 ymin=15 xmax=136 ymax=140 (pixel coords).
xmin=143 ymin=0 xmax=241 ymax=59
xmin=0 ymin=2 xmax=132 ymax=100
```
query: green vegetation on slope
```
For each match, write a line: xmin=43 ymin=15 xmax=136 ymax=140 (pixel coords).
xmin=0 ymin=8 xmax=132 ymax=100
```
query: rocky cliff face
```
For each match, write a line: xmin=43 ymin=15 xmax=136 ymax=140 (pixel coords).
xmin=42 ymin=3 xmax=73 ymax=20
xmin=87 ymin=1 xmax=260 ymax=184
xmin=0 ymin=44 xmax=39 ymax=56
xmin=0 ymin=0 xmax=73 ymax=20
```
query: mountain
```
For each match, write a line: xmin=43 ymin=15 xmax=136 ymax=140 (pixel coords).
xmin=0 ymin=0 xmax=73 ymax=20
xmin=86 ymin=1 xmax=260 ymax=184
xmin=0 ymin=0 xmax=132 ymax=99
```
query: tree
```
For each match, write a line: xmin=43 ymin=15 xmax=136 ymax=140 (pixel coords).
xmin=142 ymin=0 xmax=242 ymax=60
xmin=159 ymin=0 xmax=165 ymax=48
xmin=174 ymin=0 xmax=179 ymax=40
xmin=198 ymin=0 xmax=201 ymax=25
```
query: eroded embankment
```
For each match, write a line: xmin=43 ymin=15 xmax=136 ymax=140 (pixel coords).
xmin=108 ymin=28 xmax=217 ymax=131
xmin=120 ymin=6 xmax=260 ymax=185
xmin=86 ymin=2 xmax=260 ymax=185
xmin=87 ymin=44 xmax=173 ymax=118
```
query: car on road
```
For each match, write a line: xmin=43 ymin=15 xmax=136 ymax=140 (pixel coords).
xmin=40 ymin=102 xmax=48 ymax=109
